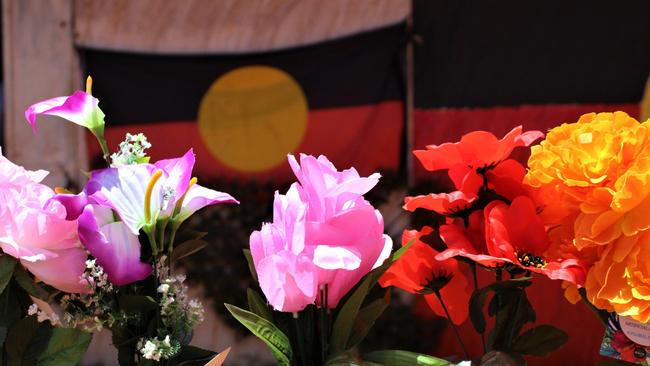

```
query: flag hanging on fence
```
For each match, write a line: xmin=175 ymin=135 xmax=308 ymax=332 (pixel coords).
xmin=82 ymin=23 xmax=406 ymax=181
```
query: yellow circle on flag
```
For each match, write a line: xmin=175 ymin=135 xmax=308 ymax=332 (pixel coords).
xmin=198 ymin=66 xmax=308 ymax=172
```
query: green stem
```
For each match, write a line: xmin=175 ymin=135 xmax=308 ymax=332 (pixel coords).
xmin=435 ymin=290 xmax=470 ymax=360
xmin=94 ymin=131 xmax=111 ymax=167
xmin=470 ymin=263 xmax=486 ymax=354
xmin=146 ymin=229 xmax=159 ymax=256
xmin=167 ymin=222 xmax=179 ymax=261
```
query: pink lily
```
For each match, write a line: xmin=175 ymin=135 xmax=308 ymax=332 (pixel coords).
xmin=25 ymin=77 xmax=110 ymax=158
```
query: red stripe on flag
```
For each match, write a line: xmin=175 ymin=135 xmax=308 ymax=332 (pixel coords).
xmin=89 ymin=101 xmax=403 ymax=181
xmin=413 ymin=103 xmax=640 ymax=180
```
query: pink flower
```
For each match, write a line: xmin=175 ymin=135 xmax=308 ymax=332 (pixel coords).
xmin=25 ymin=78 xmax=105 ymax=136
xmin=250 ymin=185 xmax=318 ymax=312
xmin=0 ymin=149 xmax=88 ymax=293
xmin=250 ymin=154 xmax=392 ymax=311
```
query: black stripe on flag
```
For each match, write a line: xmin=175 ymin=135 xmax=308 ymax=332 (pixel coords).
xmin=81 ymin=23 xmax=406 ymax=126
xmin=413 ymin=0 xmax=650 ymax=108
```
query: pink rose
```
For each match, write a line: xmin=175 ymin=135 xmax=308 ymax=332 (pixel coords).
xmin=0 ymin=149 xmax=88 ymax=293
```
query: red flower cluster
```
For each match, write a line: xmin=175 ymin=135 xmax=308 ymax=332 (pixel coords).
xmin=382 ymin=126 xmax=588 ymax=325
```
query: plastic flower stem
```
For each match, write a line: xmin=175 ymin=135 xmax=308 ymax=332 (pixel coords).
xmin=293 ymin=312 xmax=308 ymax=366
xmin=319 ymin=285 xmax=329 ymax=363
xmin=494 ymin=267 xmax=503 ymax=351
xmin=94 ymin=132 xmax=111 ymax=167
xmin=167 ymin=222 xmax=179 ymax=261
xmin=470 ymin=262 xmax=486 ymax=353
xmin=146 ymin=229 xmax=159 ymax=256
xmin=434 ymin=289 xmax=470 ymax=360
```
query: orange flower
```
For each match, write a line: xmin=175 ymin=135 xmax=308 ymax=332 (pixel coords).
xmin=379 ymin=227 xmax=472 ymax=325
xmin=525 ymin=111 xmax=650 ymax=321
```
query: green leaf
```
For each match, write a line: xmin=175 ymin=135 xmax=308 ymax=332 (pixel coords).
xmin=488 ymin=287 xmax=536 ymax=351
xmin=37 ymin=328 xmax=92 ymax=366
xmin=0 ymin=256 xmax=17 ymax=294
xmin=329 ymin=277 xmax=371 ymax=355
xmin=329 ymin=240 xmax=413 ymax=357
xmin=225 ymin=303 xmax=292 ymax=366
xmin=5 ymin=315 xmax=52 ymax=365
xmin=512 ymin=324 xmax=568 ymax=356
xmin=172 ymin=239 xmax=208 ymax=262
xmin=247 ymin=288 xmax=273 ymax=322
xmin=243 ymin=249 xmax=258 ymax=283
xmin=118 ymin=295 xmax=158 ymax=313
xmin=347 ymin=290 xmax=391 ymax=349
xmin=469 ymin=278 xmax=532 ymax=334
xmin=364 ymin=350 xmax=450 ymax=365
xmin=13 ymin=266 xmax=49 ymax=300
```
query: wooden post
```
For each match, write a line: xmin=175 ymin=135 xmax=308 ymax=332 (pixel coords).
xmin=2 ymin=0 xmax=87 ymax=187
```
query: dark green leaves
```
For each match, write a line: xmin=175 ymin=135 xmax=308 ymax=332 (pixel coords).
xmin=0 ymin=256 xmax=17 ymax=295
xmin=243 ymin=249 xmax=258 ymax=283
xmin=512 ymin=325 xmax=568 ymax=357
xmin=5 ymin=316 xmax=52 ymax=365
xmin=225 ymin=304 xmax=292 ymax=366
xmin=37 ymin=328 xmax=92 ymax=366
xmin=247 ymin=288 xmax=272 ymax=322
xmin=13 ymin=266 xmax=49 ymax=300
xmin=171 ymin=239 xmax=208 ymax=262
xmin=330 ymin=277 xmax=372 ymax=355
xmin=469 ymin=278 xmax=532 ymax=335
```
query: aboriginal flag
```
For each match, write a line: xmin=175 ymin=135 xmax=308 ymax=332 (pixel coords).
xmin=82 ymin=23 xmax=406 ymax=181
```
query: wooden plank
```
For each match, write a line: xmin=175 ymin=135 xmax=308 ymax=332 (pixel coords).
xmin=3 ymin=0 xmax=88 ymax=187
xmin=73 ymin=0 xmax=410 ymax=54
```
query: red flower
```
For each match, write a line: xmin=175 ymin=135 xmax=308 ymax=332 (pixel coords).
xmin=438 ymin=196 xmax=587 ymax=286
xmin=484 ymin=196 xmax=587 ymax=285
xmin=379 ymin=227 xmax=472 ymax=325
xmin=485 ymin=159 xmax=539 ymax=202
xmin=413 ymin=126 xmax=543 ymax=172
xmin=403 ymin=164 xmax=483 ymax=215
xmin=403 ymin=191 xmax=476 ymax=215
xmin=437 ymin=211 xmax=506 ymax=267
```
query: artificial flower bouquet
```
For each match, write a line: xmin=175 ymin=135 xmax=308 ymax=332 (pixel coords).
xmin=0 ymin=78 xmax=237 ymax=365
xmin=231 ymin=111 xmax=650 ymax=365
xmin=2 ymin=73 xmax=648 ymax=366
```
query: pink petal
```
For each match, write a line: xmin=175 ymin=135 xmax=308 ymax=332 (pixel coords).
xmin=21 ymin=247 xmax=90 ymax=294
xmin=78 ymin=205 xmax=152 ymax=285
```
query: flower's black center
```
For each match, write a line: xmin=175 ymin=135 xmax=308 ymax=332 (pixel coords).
xmin=418 ymin=272 xmax=453 ymax=294
xmin=517 ymin=252 xmax=547 ymax=268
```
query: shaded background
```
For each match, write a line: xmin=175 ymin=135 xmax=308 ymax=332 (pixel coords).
xmin=2 ymin=0 xmax=650 ymax=365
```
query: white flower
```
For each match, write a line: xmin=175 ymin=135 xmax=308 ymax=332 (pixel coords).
xmin=157 ymin=283 xmax=170 ymax=294
xmin=28 ymin=304 xmax=39 ymax=316
xmin=140 ymin=340 xmax=160 ymax=361
xmin=85 ymin=259 xmax=96 ymax=269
